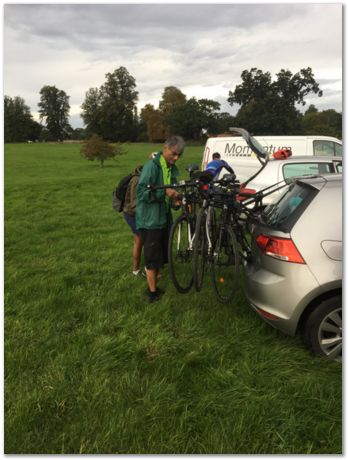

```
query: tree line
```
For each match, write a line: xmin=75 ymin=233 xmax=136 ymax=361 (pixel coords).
xmin=4 ymin=66 xmax=342 ymax=143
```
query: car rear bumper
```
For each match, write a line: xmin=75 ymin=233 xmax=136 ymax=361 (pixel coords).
xmin=244 ymin=261 xmax=320 ymax=336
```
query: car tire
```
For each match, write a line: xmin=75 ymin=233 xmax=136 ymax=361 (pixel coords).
xmin=304 ymin=296 xmax=342 ymax=361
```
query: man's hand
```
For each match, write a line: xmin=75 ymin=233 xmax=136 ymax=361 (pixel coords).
xmin=166 ymin=188 xmax=182 ymax=208
xmin=165 ymin=188 xmax=179 ymax=199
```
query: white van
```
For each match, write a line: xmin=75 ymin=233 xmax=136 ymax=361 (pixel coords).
xmin=202 ymin=135 xmax=342 ymax=183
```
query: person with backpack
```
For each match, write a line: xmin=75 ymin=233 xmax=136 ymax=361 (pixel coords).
xmin=122 ymin=165 xmax=144 ymax=276
xmin=136 ymin=135 xmax=185 ymax=303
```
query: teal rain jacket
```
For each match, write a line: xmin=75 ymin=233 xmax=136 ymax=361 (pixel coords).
xmin=136 ymin=152 xmax=179 ymax=230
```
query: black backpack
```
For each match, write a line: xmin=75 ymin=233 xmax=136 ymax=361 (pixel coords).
xmin=112 ymin=173 xmax=135 ymax=212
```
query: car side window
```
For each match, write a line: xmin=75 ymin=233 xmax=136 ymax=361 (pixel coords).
xmin=282 ymin=162 xmax=334 ymax=180
xmin=313 ymin=140 xmax=335 ymax=156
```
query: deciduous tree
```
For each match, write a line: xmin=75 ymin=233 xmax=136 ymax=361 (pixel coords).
xmin=140 ymin=104 xmax=166 ymax=142
xmin=159 ymin=86 xmax=187 ymax=136
xmin=159 ymin=86 xmax=187 ymax=115
xmin=228 ymin=67 xmax=323 ymax=134
xmin=302 ymin=107 xmax=342 ymax=138
xmin=168 ymin=97 xmax=226 ymax=140
xmin=4 ymin=95 xmax=42 ymax=142
xmin=38 ymin=85 xmax=71 ymax=140
xmin=80 ymin=134 xmax=125 ymax=168
xmin=81 ymin=88 xmax=102 ymax=137
xmin=81 ymin=67 xmax=138 ymax=142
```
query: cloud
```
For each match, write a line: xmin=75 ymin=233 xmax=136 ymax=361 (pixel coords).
xmin=4 ymin=3 xmax=342 ymax=128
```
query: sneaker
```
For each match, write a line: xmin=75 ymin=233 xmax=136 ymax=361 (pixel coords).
xmin=133 ymin=269 xmax=147 ymax=277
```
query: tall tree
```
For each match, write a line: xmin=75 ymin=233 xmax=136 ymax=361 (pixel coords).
xmin=81 ymin=67 xmax=138 ymax=142
xmin=38 ymin=85 xmax=71 ymax=140
xmin=80 ymin=88 xmax=102 ymax=137
xmin=228 ymin=67 xmax=323 ymax=134
xmin=4 ymin=95 xmax=42 ymax=142
xmin=159 ymin=86 xmax=187 ymax=115
xmin=159 ymin=86 xmax=187 ymax=136
xmin=140 ymin=104 xmax=166 ymax=142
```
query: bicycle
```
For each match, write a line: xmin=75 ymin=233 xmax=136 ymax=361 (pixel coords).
xmin=194 ymin=172 xmax=290 ymax=303
xmin=192 ymin=126 xmax=291 ymax=303
xmin=193 ymin=174 xmax=241 ymax=301
xmin=168 ymin=182 xmax=201 ymax=293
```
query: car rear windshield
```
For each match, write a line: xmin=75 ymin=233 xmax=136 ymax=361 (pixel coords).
xmin=261 ymin=182 xmax=318 ymax=231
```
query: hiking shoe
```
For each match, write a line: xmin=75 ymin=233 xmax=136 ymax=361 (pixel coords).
xmin=147 ymin=289 xmax=165 ymax=303
xmin=145 ymin=287 xmax=165 ymax=295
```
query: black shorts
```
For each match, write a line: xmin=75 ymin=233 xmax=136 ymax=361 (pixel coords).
xmin=139 ymin=228 xmax=169 ymax=270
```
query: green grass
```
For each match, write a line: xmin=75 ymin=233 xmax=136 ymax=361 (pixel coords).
xmin=4 ymin=142 xmax=342 ymax=454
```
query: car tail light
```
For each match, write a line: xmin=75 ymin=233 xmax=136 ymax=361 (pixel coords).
xmin=256 ymin=234 xmax=305 ymax=264
xmin=237 ymin=187 xmax=256 ymax=202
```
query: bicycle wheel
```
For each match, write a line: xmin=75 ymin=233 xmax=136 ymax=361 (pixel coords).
xmin=168 ymin=214 xmax=195 ymax=293
xmin=193 ymin=207 xmax=208 ymax=292
xmin=211 ymin=226 xmax=240 ymax=303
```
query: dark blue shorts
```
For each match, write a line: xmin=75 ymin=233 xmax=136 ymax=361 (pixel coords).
xmin=123 ymin=213 xmax=139 ymax=235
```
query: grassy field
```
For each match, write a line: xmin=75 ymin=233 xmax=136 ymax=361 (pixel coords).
xmin=4 ymin=142 xmax=342 ymax=454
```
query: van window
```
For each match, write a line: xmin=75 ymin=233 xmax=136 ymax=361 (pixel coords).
xmin=282 ymin=162 xmax=335 ymax=180
xmin=314 ymin=140 xmax=336 ymax=156
xmin=334 ymin=143 xmax=342 ymax=156
xmin=335 ymin=161 xmax=343 ymax=173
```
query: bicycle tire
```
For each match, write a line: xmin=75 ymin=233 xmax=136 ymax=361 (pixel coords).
xmin=168 ymin=214 xmax=195 ymax=293
xmin=193 ymin=207 xmax=208 ymax=292
xmin=211 ymin=226 xmax=240 ymax=303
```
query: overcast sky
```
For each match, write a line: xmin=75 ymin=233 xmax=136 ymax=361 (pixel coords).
xmin=3 ymin=2 xmax=342 ymax=129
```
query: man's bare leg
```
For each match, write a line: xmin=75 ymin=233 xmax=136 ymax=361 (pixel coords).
xmin=146 ymin=268 xmax=158 ymax=292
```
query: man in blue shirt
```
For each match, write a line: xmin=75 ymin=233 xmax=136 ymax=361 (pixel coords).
xmin=205 ymin=152 xmax=235 ymax=179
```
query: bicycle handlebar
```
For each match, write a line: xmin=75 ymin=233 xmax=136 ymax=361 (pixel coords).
xmin=146 ymin=171 xmax=239 ymax=192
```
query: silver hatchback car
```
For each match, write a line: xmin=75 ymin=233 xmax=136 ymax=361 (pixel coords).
xmin=245 ymin=174 xmax=342 ymax=361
